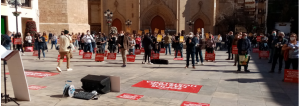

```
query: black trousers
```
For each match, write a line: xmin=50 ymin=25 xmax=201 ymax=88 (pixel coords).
xmin=16 ymin=44 xmax=24 ymax=53
xmin=285 ymin=58 xmax=299 ymax=70
xmin=271 ymin=53 xmax=283 ymax=71
xmin=144 ymin=49 xmax=151 ymax=62
xmin=227 ymin=46 xmax=233 ymax=59
xmin=206 ymin=47 xmax=214 ymax=53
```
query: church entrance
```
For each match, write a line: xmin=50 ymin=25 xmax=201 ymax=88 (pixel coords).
xmin=151 ymin=15 xmax=165 ymax=34
xmin=112 ymin=18 xmax=122 ymax=33
xmin=194 ymin=18 xmax=204 ymax=34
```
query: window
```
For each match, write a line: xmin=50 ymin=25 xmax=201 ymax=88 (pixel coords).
xmin=22 ymin=0 xmax=30 ymax=7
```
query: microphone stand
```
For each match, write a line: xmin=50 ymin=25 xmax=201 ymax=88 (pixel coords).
xmin=1 ymin=60 xmax=19 ymax=105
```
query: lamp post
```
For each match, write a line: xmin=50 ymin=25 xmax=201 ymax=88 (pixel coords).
xmin=125 ymin=19 xmax=132 ymax=27
xmin=290 ymin=17 xmax=294 ymax=33
xmin=104 ymin=9 xmax=113 ymax=34
xmin=7 ymin=0 xmax=23 ymax=34
xmin=186 ymin=20 xmax=194 ymax=32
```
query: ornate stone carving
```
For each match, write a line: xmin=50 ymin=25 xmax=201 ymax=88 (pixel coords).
xmin=199 ymin=1 xmax=203 ymax=10
xmin=114 ymin=0 xmax=119 ymax=8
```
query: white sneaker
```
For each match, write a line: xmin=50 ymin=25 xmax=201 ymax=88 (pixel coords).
xmin=196 ymin=62 xmax=199 ymax=64
xmin=142 ymin=62 xmax=145 ymax=64
xmin=67 ymin=68 xmax=73 ymax=71
xmin=56 ymin=67 xmax=62 ymax=72
xmin=201 ymin=63 xmax=204 ymax=65
xmin=22 ymin=53 xmax=25 ymax=56
xmin=148 ymin=62 xmax=153 ymax=65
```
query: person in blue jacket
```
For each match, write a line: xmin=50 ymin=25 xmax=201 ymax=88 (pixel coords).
xmin=237 ymin=33 xmax=251 ymax=72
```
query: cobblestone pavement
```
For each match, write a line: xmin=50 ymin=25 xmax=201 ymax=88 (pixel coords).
xmin=1 ymin=45 xmax=298 ymax=106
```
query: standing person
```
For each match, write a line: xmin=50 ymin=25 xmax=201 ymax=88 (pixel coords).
xmin=12 ymin=32 xmax=16 ymax=50
xmin=15 ymin=32 xmax=25 ymax=55
xmin=268 ymin=31 xmax=277 ymax=63
xmin=252 ymin=34 xmax=258 ymax=48
xmin=282 ymin=33 xmax=299 ymax=70
xmin=82 ymin=30 xmax=93 ymax=53
xmin=56 ymin=30 xmax=72 ymax=72
xmin=135 ymin=35 xmax=141 ymax=50
xmin=151 ymin=34 xmax=160 ymax=53
xmin=108 ymin=34 xmax=116 ymax=53
xmin=51 ymin=33 xmax=58 ymax=49
xmin=142 ymin=33 xmax=153 ymax=64
xmin=37 ymin=33 xmax=46 ymax=60
xmin=269 ymin=32 xmax=288 ymax=73
xmin=216 ymin=34 xmax=222 ymax=50
xmin=195 ymin=33 xmax=204 ymax=65
xmin=72 ymin=33 xmax=78 ymax=48
xmin=128 ymin=34 xmax=136 ymax=55
xmin=80 ymin=33 xmax=85 ymax=50
xmin=185 ymin=32 xmax=197 ymax=69
xmin=226 ymin=31 xmax=234 ymax=60
xmin=34 ymin=33 xmax=39 ymax=50
xmin=237 ymin=33 xmax=251 ymax=72
xmin=116 ymin=31 xmax=129 ymax=67
xmin=1 ymin=31 xmax=12 ymax=50
xmin=232 ymin=34 xmax=240 ymax=66
xmin=206 ymin=34 xmax=215 ymax=54
xmin=175 ymin=33 xmax=183 ymax=58
xmin=42 ymin=32 xmax=48 ymax=45
xmin=91 ymin=34 xmax=96 ymax=54
xmin=48 ymin=32 xmax=53 ymax=44
xmin=95 ymin=34 xmax=105 ymax=54
xmin=102 ymin=33 xmax=107 ymax=52
xmin=25 ymin=33 xmax=32 ymax=47
xmin=164 ymin=33 xmax=172 ymax=55
xmin=77 ymin=32 xmax=81 ymax=49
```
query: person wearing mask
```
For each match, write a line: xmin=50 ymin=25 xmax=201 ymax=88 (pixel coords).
xmin=37 ymin=32 xmax=46 ymax=60
xmin=25 ymin=33 xmax=32 ymax=47
xmin=56 ymin=30 xmax=72 ymax=72
xmin=1 ymin=31 xmax=12 ymax=50
xmin=82 ymin=30 xmax=94 ymax=53
xmin=226 ymin=31 xmax=234 ymax=60
xmin=195 ymin=33 xmax=204 ymax=65
xmin=108 ymin=34 xmax=117 ymax=53
xmin=232 ymin=34 xmax=241 ymax=66
xmin=175 ymin=33 xmax=183 ymax=58
xmin=51 ymin=33 xmax=58 ymax=49
xmin=259 ymin=34 xmax=268 ymax=59
xmin=164 ymin=33 xmax=172 ymax=55
xmin=269 ymin=32 xmax=288 ymax=73
xmin=237 ymin=33 xmax=251 ymax=72
xmin=96 ymin=34 xmax=105 ymax=54
xmin=135 ymin=34 xmax=141 ymax=50
xmin=15 ymin=32 xmax=25 ymax=55
xmin=206 ymin=34 xmax=215 ymax=54
xmin=142 ymin=33 xmax=153 ymax=64
xmin=117 ymin=31 xmax=130 ymax=67
xmin=282 ymin=33 xmax=299 ymax=70
xmin=268 ymin=31 xmax=277 ymax=63
xmin=185 ymin=32 xmax=197 ymax=69
xmin=128 ymin=34 xmax=136 ymax=55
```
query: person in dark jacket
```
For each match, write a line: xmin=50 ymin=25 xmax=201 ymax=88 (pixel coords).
xmin=237 ymin=33 xmax=251 ymax=72
xmin=142 ymin=33 xmax=153 ymax=64
xmin=268 ymin=31 xmax=277 ymax=63
xmin=15 ymin=32 xmax=24 ymax=55
xmin=175 ymin=33 xmax=183 ymax=58
xmin=269 ymin=32 xmax=288 ymax=73
xmin=108 ymin=34 xmax=116 ymax=53
xmin=1 ymin=31 xmax=12 ymax=50
xmin=151 ymin=34 xmax=160 ymax=53
xmin=37 ymin=33 xmax=46 ymax=60
xmin=96 ymin=34 xmax=105 ymax=54
xmin=226 ymin=31 xmax=234 ymax=60
xmin=185 ymin=32 xmax=197 ymax=69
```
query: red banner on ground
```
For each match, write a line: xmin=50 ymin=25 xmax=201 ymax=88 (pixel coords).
xmin=28 ymin=85 xmax=47 ymax=90
xmin=180 ymin=101 xmax=210 ymax=106
xmin=95 ymin=53 xmax=105 ymax=61
xmin=107 ymin=53 xmax=117 ymax=60
xmin=160 ymin=48 xmax=166 ymax=53
xmin=13 ymin=38 xmax=22 ymax=44
xmin=259 ymin=51 xmax=269 ymax=57
xmin=132 ymin=80 xmax=202 ymax=93
xmin=57 ymin=55 xmax=67 ymax=62
xmin=205 ymin=52 xmax=215 ymax=60
xmin=116 ymin=93 xmax=144 ymax=100
xmin=232 ymin=45 xmax=238 ymax=54
xmin=33 ymin=50 xmax=38 ymax=56
xmin=82 ymin=52 xmax=92 ymax=59
xmin=151 ymin=53 xmax=160 ymax=59
xmin=174 ymin=58 xmax=184 ymax=60
xmin=126 ymin=55 xmax=136 ymax=62
xmin=79 ymin=50 xmax=84 ymax=55
xmin=284 ymin=69 xmax=298 ymax=83
xmin=253 ymin=48 xmax=259 ymax=53
xmin=94 ymin=48 xmax=97 ymax=53
xmin=257 ymin=36 xmax=262 ymax=42
xmin=135 ymin=49 xmax=141 ymax=55
xmin=6 ymin=71 xmax=60 ymax=78
xmin=25 ymin=47 xmax=33 ymax=52
xmin=141 ymin=48 xmax=145 ymax=52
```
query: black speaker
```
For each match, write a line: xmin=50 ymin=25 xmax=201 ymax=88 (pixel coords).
xmin=81 ymin=75 xmax=111 ymax=94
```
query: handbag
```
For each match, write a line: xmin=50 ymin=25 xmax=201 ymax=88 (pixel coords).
xmin=239 ymin=55 xmax=250 ymax=66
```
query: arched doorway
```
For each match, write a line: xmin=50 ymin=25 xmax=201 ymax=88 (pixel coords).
xmin=194 ymin=18 xmax=204 ymax=34
xmin=151 ymin=15 xmax=165 ymax=34
xmin=112 ymin=18 xmax=122 ymax=33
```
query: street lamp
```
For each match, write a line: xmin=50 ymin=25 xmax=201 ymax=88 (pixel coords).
xmin=7 ymin=0 xmax=23 ymax=34
xmin=104 ymin=9 xmax=113 ymax=34
xmin=186 ymin=20 xmax=194 ymax=32
xmin=125 ymin=19 xmax=132 ymax=27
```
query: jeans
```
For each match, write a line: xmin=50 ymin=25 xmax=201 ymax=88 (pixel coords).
xmin=51 ymin=41 xmax=57 ymax=49
xmin=227 ymin=46 xmax=233 ymax=59
xmin=102 ymin=45 xmax=106 ymax=53
xmin=268 ymin=48 xmax=275 ymax=62
xmin=4 ymin=45 xmax=10 ymax=50
xmin=186 ymin=51 xmax=195 ymax=67
xmin=206 ymin=47 xmax=214 ymax=53
xmin=38 ymin=46 xmax=45 ymax=59
xmin=129 ymin=48 xmax=135 ymax=55
xmin=195 ymin=49 xmax=203 ymax=63
xmin=285 ymin=58 xmax=299 ymax=70
xmin=216 ymin=42 xmax=221 ymax=50
xmin=175 ymin=45 xmax=183 ymax=58
xmin=73 ymin=40 xmax=78 ymax=47
xmin=271 ymin=53 xmax=283 ymax=71
xmin=237 ymin=55 xmax=248 ymax=71
xmin=34 ymin=42 xmax=38 ymax=50
xmin=164 ymin=44 xmax=171 ymax=55
xmin=84 ymin=43 xmax=93 ymax=53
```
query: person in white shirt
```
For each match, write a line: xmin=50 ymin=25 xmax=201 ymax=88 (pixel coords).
xmin=25 ymin=33 xmax=32 ymax=47
xmin=56 ymin=30 xmax=72 ymax=72
xmin=82 ymin=30 xmax=94 ymax=53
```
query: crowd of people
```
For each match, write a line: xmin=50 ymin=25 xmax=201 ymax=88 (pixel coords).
xmin=1 ymin=29 xmax=298 ymax=73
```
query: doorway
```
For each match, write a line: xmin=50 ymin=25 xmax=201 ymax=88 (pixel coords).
xmin=151 ymin=15 xmax=165 ymax=34
xmin=112 ymin=18 xmax=122 ymax=33
xmin=194 ymin=18 xmax=204 ymax=34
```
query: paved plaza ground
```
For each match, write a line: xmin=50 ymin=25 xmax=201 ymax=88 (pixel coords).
xmin=1 ymin=45 xmax=299 ymax=106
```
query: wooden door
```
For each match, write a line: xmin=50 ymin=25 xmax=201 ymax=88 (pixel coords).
xmin=151 ymin=15 xmax=165 ymax=34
